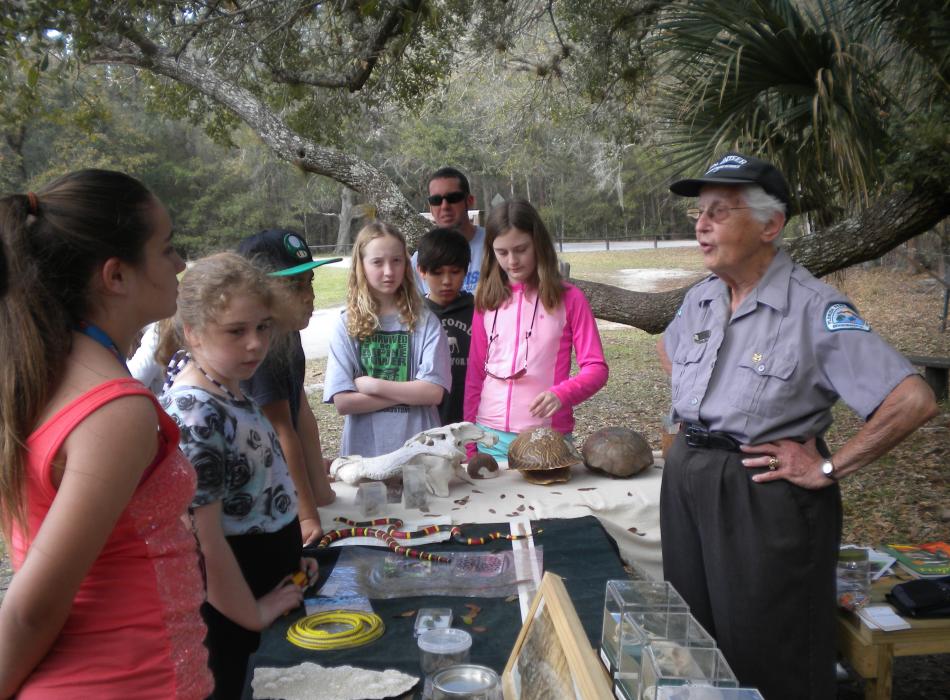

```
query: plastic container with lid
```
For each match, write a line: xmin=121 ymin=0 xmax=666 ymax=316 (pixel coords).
xmin=837 ymin=547 xmax=871 ymax=611
xmin=418 ymin=628 xmax=473 ymax=698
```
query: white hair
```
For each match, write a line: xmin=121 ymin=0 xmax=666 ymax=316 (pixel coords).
xmin=740 ymin=185 xmax=786 ymax=224
xmin=740 ymin=185 xmax=786 ymax=245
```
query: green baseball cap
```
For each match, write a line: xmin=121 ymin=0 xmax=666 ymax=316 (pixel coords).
xmin=237 ymin=228 xmax=342 ymax=276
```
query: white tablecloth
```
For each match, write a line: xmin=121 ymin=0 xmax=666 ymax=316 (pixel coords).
xmin=318 ymin=456 xmax=664 ymax=580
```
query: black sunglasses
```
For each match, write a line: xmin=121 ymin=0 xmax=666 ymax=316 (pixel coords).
xmin=427 ymin=191 xmax=467 ymax=206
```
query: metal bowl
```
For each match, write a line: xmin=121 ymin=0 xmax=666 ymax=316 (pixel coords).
xmin=430 ymin=663 xmax=502 ymax=700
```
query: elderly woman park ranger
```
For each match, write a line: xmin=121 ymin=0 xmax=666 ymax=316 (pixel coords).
xmin=656 ymin=153 xmax=937 ymax=699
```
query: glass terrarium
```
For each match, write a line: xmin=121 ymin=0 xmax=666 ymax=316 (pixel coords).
xmin=599 ymin=580 xmax=689 ymax=676
xmin=654 ymin=687 xmax=764 ymax=700
xmin=613 ymin=612 xmax=715 ymax=700
xmin=640 ymin=642 xmax=737 ymax=699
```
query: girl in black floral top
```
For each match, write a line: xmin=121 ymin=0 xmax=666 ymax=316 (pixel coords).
xmin=161 ymin=252 xmax=317 ymax=699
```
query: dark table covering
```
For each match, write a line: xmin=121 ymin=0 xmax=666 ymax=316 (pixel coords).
xmin=243 ymin=516 xmax=629 ymax=699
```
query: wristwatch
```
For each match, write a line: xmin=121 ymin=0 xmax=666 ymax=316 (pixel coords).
xmin=820 ymin=459 xmax=837 ymax=481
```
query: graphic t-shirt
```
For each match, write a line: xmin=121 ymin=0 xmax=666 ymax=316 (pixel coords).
xmin=161 ymin=386 xmax=298 ymax=536
xmin=323 ymin=309 xmax=451 ymax=458
xmin=360 ymin=330 xmax=411 ymax=383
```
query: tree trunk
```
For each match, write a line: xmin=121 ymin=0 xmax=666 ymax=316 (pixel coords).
xmin=334 ymin=186 xmax=357 ymax=254
xmin=784 ymin=183 xmax=950 ymax=279
xmin=570 ymin=279 xmax=689 ymax=334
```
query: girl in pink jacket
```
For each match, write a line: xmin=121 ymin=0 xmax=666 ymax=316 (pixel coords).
xmin=464 ymin=199 xmax=608 ymax=459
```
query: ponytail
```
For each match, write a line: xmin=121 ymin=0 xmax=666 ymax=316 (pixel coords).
xmin=0 ymin=171 xmax=155 ymax=540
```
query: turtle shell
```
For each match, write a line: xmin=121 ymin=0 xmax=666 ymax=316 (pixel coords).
xmin=582 ymin=427 xmax=653 ymax=478
xmin=508 ymin=427 xmax=582 ymax=479
xmin=520 ymin=465 xmax=573 ymax=485
xmin=466 ymin=453 xmax=500 ymax=479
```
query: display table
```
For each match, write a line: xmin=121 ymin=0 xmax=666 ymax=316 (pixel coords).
xmin=836 ymin=576 xmax=950 ymax=699
xmin=243 ymin=516 xmax=630 ymax=699
xmin=316 ymin=457 xmax=663 ymax=580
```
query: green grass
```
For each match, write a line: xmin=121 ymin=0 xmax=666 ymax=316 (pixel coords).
xmin=562 ymin=247 xmax=705 ymax=276
xmin=311 ymin=266 xmax=349 ymax=308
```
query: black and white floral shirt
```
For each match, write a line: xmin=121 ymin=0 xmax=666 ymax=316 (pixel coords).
xmin=161 ymin=386 xmax=298 ymax=537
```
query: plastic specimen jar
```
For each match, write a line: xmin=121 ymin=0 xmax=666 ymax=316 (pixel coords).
xmin=837 ymin=547 xmax=871 ymax=611
xmin=418 ymin=628 xmax=473 ymax=698
xmin=402 ymin=462 xmax=430 ymax=510
xmin=357 ymin=481 xmax=387 ymax=517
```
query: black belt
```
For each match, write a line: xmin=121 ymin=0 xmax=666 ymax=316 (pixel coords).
xmin=681 ymin=423 xmax=742 ymax=452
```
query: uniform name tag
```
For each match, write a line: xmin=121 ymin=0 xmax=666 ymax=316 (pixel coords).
xmin=824 ymin=303 xmax=871 ymax=332
xmin=693 ymin=330 xmax=711 ymax=343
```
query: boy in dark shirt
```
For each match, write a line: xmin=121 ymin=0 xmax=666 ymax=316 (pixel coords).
xmin=416 ymin=228 xmax=474 ymax=425
xmin=237 ymin=228 xmax=341 ymax=544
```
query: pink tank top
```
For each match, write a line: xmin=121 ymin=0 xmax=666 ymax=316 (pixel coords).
xmin=11 ymin=378 xmax=212 ymax=699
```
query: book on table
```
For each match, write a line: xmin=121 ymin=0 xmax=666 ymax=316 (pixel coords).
xmin=880 ymin=542 xmax=950 ymax=578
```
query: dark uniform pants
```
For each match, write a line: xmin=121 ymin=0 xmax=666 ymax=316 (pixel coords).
xmin=660 ymin=432 xmax=841 ymax=699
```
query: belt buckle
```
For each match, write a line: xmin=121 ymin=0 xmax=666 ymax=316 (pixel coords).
xmin=684 ymin=424 xmax=709 ymax=448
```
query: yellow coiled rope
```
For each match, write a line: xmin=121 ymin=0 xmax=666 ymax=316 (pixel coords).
xmin=286 ymin=610 xmax=385 ymax=651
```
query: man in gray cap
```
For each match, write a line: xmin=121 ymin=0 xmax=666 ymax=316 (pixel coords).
xmin=657 ymin=152 xmax=937 ymax=698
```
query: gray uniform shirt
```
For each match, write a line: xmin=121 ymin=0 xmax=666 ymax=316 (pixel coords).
xmin=664 ymin=249 xmax=915 ymax=445
xmin=324 ymin=308 xmax=451 ymax=458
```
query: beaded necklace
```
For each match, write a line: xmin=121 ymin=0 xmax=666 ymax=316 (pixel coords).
xmin=191 ymin=356 xmax=241 ymax=401
xmin=164 ymin=350 xmax=241 ymax=401
xmin=162 ymin=349 xmax=189 ymax=394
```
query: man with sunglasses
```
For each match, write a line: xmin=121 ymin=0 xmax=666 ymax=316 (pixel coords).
xmin=412 ymin=166 xmax=485 ymax=294
xmin=656 ymin=152 xmax=937 ymax=698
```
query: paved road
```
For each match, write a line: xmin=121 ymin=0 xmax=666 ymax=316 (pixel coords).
xmin=301 ymin=306 xmax=345 ymax=361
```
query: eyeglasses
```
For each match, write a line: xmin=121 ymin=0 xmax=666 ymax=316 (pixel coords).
xmin=285 ymin=274 xmax=313 ymax=293
xmin=427 ymin=191 xmax=466 ymax=206
xmin=484 ymin=296 xmax=540 ymax=381
xmin=686 ymin=204 xmax=751 ymax=223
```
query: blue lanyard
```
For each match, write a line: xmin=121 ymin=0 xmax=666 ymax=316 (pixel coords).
xmin=78 ymin=321 xmax=129 ymax=372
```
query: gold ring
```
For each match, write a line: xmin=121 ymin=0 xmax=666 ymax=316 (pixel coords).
xmin=768 ymin=456 xmax=779 ymax=471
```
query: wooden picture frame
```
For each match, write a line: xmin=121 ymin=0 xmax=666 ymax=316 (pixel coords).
xmin=503 ymin=572 xmax=613 ymax=699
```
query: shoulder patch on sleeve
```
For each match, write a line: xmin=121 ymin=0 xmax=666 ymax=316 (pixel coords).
xmin=824 ymin=302 xmax=871 ymax=332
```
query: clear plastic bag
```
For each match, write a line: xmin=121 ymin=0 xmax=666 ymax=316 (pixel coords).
xmin=334 ymin=546 xmax=544 ymax=599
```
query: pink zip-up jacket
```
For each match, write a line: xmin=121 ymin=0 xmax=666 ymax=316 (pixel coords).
xmin=464 ymin=281 xmax=608 ymax=439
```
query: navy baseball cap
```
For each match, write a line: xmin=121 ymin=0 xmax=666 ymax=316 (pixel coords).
xmin=236 ymin=229 xmax=342 ymax=277
xmin=669 ymin=152 xmax=791 ymax=210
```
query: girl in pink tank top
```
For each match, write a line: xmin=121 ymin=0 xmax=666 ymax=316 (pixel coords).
xmin=0 ymin=170 xmax=211 ymax=698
